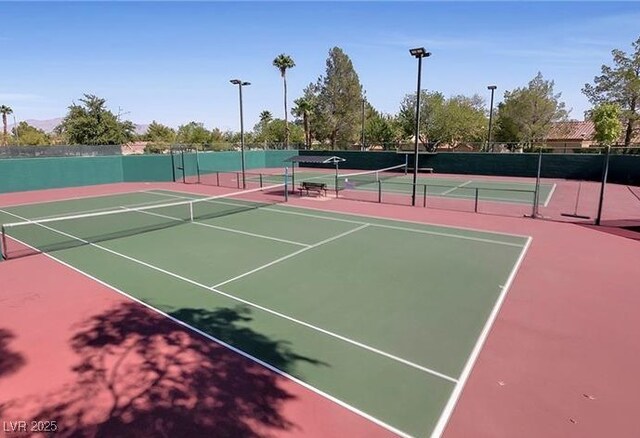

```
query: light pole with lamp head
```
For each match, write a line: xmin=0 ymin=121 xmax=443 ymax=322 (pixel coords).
xmin=409 ymin=47 xmax=431 ymax=206
xmin=487 ymin=85 xmax=497 ymax=152
xmin=230 ymin=79 xmax=251 ymax=189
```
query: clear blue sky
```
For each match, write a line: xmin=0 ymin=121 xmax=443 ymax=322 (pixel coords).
xmin=1 ymin=2 xmax=639 ymax=131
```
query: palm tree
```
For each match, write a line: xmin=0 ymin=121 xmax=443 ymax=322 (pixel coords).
xmin=0 ymin=105 xmax=13 ymax=146
xmin=259 ymin=110 xmax=273 ymax=126
xmin=272 ymin=54 xmax=295 ymax=148
xmin=293 ymin=98 xmax=313 ymax=148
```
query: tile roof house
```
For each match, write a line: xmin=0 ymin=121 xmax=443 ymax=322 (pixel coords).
xmin=545 ymin=121 xmax=595 ymax=150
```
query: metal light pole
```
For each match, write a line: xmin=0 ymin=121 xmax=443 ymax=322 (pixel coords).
xmin=409 ymin=47 xmax=431 ymax=206
xmin=230 ymin=79 xmax=251 ymax=189
xmin=487 ymin=85 xmax=497 ymax=152
xmin=361 ymin=90 xmax=366 ymax=150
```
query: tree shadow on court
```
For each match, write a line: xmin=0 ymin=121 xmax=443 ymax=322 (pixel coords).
xmin=0 ymin=328 xmax=25 ymax=380
xmin=0 ymin=328 xmax=26 ymax=419
xmin=6 ymin=302 xmax=325 ymax=437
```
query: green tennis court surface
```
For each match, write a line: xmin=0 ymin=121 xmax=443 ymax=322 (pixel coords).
xmin=0 ymin=189 xmax=529 ymax=437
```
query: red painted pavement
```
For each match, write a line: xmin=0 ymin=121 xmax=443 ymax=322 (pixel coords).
xmin=1 ymin=180 xmax=640 ymax=437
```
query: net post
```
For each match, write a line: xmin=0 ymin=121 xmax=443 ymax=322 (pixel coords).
xmin=378 ymin=180 xmax=382 ymax=203
xmin=236 ymin=172 xmax=240 ymax=189
xmin=216 ymin=171 xmax=220 ymax=187
xmin=334 ymin=164 xmax=339 ymax=198
xmin=259 ymin=173 xmax=263 ymax=189
xmin=1 ymin=225 xmax=7 ymax=260
xmin=423 ymin=184 xmax=427 ymax=207
xmin=474 ymin=188 xmax=479 ymax=213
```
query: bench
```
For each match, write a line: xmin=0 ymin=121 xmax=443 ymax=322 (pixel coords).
xmin=407 ymin=167 xmax=434 ymax=173
xmin=299 ymin=181 xmax=327 ymax=197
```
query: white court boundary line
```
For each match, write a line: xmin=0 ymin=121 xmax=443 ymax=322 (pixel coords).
xmin=146 ymin=189 xmax=527 ymax=247
xmin=440 ymin=180 xmax=472 ymax=196
xmin=0 ymin=188 xmax=166 ymax=210
xmin=1 ymin=233 xmax=412 ymax=438
xmin=1 ymin=200 xmax=533 ymax=437
xmin=429 ymin=236 xmax=533 ymax=438
xmin=543 ymin=183 xmax=557 ymax=207
xmin=26 ymin=197 xmax=182 ymax=221
xmin=1 ymin=209 xmax=458 ymax=383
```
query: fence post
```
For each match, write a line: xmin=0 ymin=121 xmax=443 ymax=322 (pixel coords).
xmin=474 ymin=188 xmax=479 ymax=213
xmin=284 ymin=167 xmax=289 ymax=202
xmin=595 ymin=145 xmax=611 ymax=226
xmin=423 ymin=185 xmax=427 ymax=207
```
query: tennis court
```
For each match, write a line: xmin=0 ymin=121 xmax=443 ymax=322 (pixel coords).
xmin=0 ymin=188 xmax=530 ymax=437
xmin=197 ymin=167 xmax=556 ymax=207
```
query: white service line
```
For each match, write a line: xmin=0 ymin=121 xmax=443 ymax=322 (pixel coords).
xmin=429 ymin=236 xmax=533 ymax=438
xmin=2 ymin=209 xmax=458 ymax=386
xmin=440 ymin=180 xmax=472 ymax=196
xmin=1 ymin=231 xmax=412 ymax=438
xmin=128 ymin=207 xmax=310 ymax=248
xmin=543 ymin=183 xmax=557 ymax=207
xmin=212 ymin=224 xmax=369 ymax=288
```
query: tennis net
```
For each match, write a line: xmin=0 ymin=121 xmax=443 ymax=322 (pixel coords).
xmin=336 ymin=164 xmax=407 ymax=190
xmin=1 ymin=185 xmax=284 ymax=260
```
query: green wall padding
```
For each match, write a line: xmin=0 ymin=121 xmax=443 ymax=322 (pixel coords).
xmin=121 ymin=155 xmax=173 ymax=182
xmin=0 ymin=150 xmax=301 ymax=194
xmin=299 ymin=150 xmax=640 ymax=185
xmin=0 ymin=156 xmax=123 ymax=194
xmin=265 ymin=150 xmax=299 ymax=167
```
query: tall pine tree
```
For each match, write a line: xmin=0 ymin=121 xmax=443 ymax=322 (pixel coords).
xmin=315 ymin=47 xmax=364 ymax=149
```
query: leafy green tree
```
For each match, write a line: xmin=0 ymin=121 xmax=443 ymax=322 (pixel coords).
xmin=397 ymin=91 xmax=446 ymax=147
xmin=496 ymin=72 xmax=567 ymax=147
xmin=11 ymin=122 xmax=51 ymax=145
xmin=292 ymin=97 xmax=313 ymax=147
xmin=56 ymin=94 xmax=135 ymax=145
xmin=255 ymin=118 xmax=304 ymax=145
xmin=210 ymin=128 xmax=225 ymax=143
xmin=437 ymin=95 xmax=487 ymax=147
xmin=145 ymin=121 xmax=176 ymax=143
xmin=273 ymin=54 xmax=295 ymax=148
xmin=494 ymin=105 xmax=521 ymax=143
xmin=583 ymin=36 xmax=640 ymax=146
xmin=176 ymin=122 xmax=211 ymax=145
xmin=315 ymin=47 xmax=364 ymax=149
xmin=0 ymin=105 xmax=13 ymax=146
xmin=591 ymin=103 xmax=623 ymax=146
xmin=365 ymin=113 xmax=400 ymax=148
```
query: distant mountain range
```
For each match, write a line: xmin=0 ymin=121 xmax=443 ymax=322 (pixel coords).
xmin=9 ymin=118 xmax=150 ymax=135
